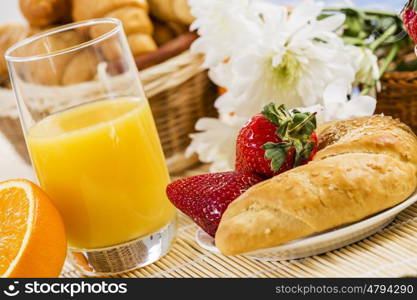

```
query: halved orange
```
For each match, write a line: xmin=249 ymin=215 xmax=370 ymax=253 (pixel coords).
xmin=0 ymin=179 xmax=67 ymax=277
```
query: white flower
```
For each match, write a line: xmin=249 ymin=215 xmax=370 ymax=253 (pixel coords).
xmin=295 ymin=79 xmax=377 ymax=124
xmin=187 ymin=0 xmax=378 ymax=171
xmin=321 ymin=79 xmax=377 ymax=122
xmin=213 ymin=0 xmax=355 ymax=119
xmin=186 ymin=115 xmax=246 ymax=172
xmin=189 ymin=0 xmax=281 ymax=68
xmin=347 ymin=45 xmax=380 ymax=86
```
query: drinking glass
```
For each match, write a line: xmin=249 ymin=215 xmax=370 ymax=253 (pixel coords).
xmin=5 ymin=18 xmax=176 ymax=276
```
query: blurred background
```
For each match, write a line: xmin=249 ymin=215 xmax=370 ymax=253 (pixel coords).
xmin=0 ymin=0 xmax=406 ymax=22
xmin=0 ymin=0 xmax=413 ymax=182
xmin=0 ymin=1 xmax=23 ymax=22
xmin=271 ymin=0 xmax=404 ymax=11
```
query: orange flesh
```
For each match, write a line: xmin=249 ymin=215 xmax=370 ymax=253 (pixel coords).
xmin=0 ymin=187 xmax=29 ymax=275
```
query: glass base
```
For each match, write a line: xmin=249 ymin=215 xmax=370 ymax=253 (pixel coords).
xmin=68 ymin=220 xmax=176 ymax=276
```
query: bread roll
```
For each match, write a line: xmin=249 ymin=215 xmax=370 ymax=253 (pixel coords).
xmin=0 ymin=23 xmax=29 ymax=80
xmin=72 ymin=0 xmax=148 ymax=21
xmin=127 ymin=33 xmax=157 ymax=56
xmin=19 ymin=0 xmax=72 ymax=27
xmin=61 ymin=49 xmax=98 ymax=85
xmin=105 ymin=6 xmax=153 ymax=35
xmin=25 ymin=30 xmax=85 ymax=85
xmin=216 ymin=116 xmax=417 ymax=255
xmin=1 ymin=22 xmax=96 ymax=86
xmin=72 ymin=0 xmax=157 ymax=55
xmin=166 ymin=22 xmax=188 ymax=35
xmin=153 ymin=21 xmax=176 ymax=46
xmin=149 ymin=0 xmax=194 ymax=25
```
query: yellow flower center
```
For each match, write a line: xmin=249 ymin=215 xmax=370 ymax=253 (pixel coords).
xmin=272 ymin=52 xmax=301 ymax=89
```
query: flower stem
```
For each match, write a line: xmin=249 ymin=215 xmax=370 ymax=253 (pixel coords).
xmin=368 ymin=24 xmax=398 ymax=51
xmin=323 ymin=8 xmax=398 ymax=18
xmin=360 ymin=43 xmax=400 ymax=96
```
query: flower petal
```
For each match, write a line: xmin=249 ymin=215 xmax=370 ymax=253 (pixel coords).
xmin=186 ymin=116 xmax=245 ymax=172
xmin=345 ymin=95 xmax=377 ymax=118
xmin=316 ymin=14 xmax=346 ymax=32
xmin=287 ymin=0 xmax=324 ymax=34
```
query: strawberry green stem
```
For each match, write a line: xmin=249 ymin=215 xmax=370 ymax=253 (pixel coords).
xmin=403 ymin=0 xmax=417 ymax=13
xmin=261 ymin=103 xmax=317 ymax=172
xmin=289 ymin=112 xmax=317 ymax=134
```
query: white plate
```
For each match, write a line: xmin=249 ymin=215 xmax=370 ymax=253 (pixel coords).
xmin=196 ymin=190 xmax=417 ymax=261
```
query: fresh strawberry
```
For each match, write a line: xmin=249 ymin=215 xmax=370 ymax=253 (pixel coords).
xmin=166 ymin=171 xmax=263 ymax=236
xmin=236 ymin=103 xmax=317 ymax=178
xmin=236 ymin=113 xmax=296 ymax=177
xmin=306 ymin=131 xmax=318 ymax=162
xmin=402 ymin=0 xmax=417 ymax=44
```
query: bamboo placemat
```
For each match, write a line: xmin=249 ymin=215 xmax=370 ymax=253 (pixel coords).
xmin=61 ymin=165 xmax=417 ymax=278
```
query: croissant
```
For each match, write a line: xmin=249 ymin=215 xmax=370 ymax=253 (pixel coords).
xmin=14 ymin=29 xmax=97 ymax=86
xmin=72 ymin=0 xmax=157 ymax=56
xmin=216 ymin=116 xmax=417 ymax=255
xmin=61 ymin=48 xmax=98 ymax=85
xmin=153 ymin=21 xmax=176 ymax=46
xmin=19 ymin=0 xmax=72 ymax=27
xmin=149 ymin=0 xmax=194 ymax=25
xmin=0 ymin=23 xmax=30 ymax=85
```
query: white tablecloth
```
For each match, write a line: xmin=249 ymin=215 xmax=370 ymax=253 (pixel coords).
xmin=0 ymin=132 xmax=35 ymax=182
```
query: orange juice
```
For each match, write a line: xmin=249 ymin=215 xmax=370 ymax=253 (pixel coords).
xmin=27 ymin=98 xmax=175 ymax=249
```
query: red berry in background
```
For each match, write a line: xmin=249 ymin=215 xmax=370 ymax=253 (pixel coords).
xmin=166 ymin=172 xmax=263 ymax=236
xmin=402 ymin=0 xmax=417 ymax=44
xmin=236 ymin=103 xmax=318 ymax=178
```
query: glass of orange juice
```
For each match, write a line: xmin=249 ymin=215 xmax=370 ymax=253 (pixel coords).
xmin=5 ymin=19 xmax=176 ymax=275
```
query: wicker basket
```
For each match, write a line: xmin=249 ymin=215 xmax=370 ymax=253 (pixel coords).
xmin=142 ymin=51 xmax=217 ymax=172
xmin=376 ymin=70 xmax=417 ymax=133
xmin=0 ymin=49 xmax=217 ymax=174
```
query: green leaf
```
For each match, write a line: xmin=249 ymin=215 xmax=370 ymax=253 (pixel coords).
xmin=294 ymin=141 xmax=315 ymax=168
xmin=260 ymin=103 xmax=318 ymax=173
xmin=289 ymin=112 xmax=317 ymax=139
xmin=293 ymin=140 xmax=304 ymax=167
xmin=276 ymin=122 xmax=289 ymax=140
xmin=302 ymin=141 xmax=315 ymax=160
xmin=262 ymin=142 xmax=292 ymax=172
xmin=292 ymin=113 xmax=308 ymax=127
xmin=262 ymin=142 xmax=289 ymax=150
xmin=262 ymin=103 xmax=280 ymax=125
